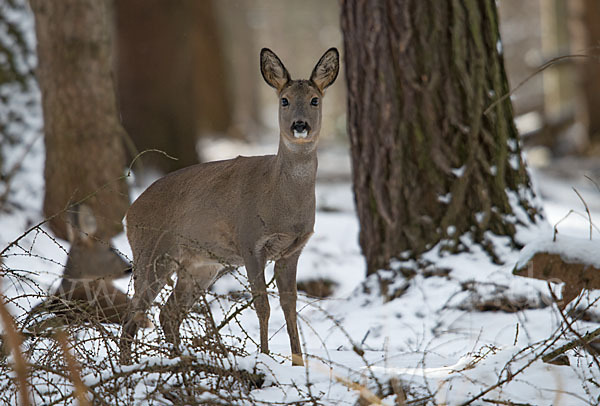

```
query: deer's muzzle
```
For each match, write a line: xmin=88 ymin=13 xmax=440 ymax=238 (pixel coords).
xmin=291 ymin=121 xmax=311 ymax=139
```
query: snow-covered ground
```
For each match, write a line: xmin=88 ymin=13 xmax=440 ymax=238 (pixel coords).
xmin=1 ymin=131 xmax=600 ymax=404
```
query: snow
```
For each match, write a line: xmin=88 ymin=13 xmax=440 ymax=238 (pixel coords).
xmin=515 ymin=111 xmax=543 ymax=135
xmin=451 ymin=165 xmax=466 ymax=177
xmin=509 ymin=153 xmax=521 ymax=170
xmin=516 ymin=235 xmax=600 ymax=270
xmin=438 ymin=193 xmax=452 ymax=204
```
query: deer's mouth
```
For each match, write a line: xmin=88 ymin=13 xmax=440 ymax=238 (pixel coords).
xmin=290 ymin=121 xmax=312 ymax=140
xmin=293 ymin=129 xmax=309 ymax=139
xmin=289 ymin=129 xmax=316 ymax=144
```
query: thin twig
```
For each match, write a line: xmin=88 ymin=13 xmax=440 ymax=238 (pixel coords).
xmin=553 ymin=210 xmax=573 ymax=241
xmin=125 ymin=149 xmax=178 ymax=177
xmin=547 ymin=284 xmax=600 ymax=371
xmin=585 ymin=175 xmax=600 ymax=194
xmin=572 ymin=187 xmax=593 ymax=240
xmin=483 ymin=54 xmax=589 ymax=116
xmin=541 ymin=327 xmax=600 ymax=364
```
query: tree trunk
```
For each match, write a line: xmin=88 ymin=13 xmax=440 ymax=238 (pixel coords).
xmin=573 ymin=0 xmax=600 ymax=151
xmin=214 ymin=0 xmax=261 ymax=139
xmin=115 ymin=0 xmax=233 ymax=173
xmin=341 ymin=1 xmax=542 ymax=275
xmin=31 ymin=0 xmax=129 ymax=241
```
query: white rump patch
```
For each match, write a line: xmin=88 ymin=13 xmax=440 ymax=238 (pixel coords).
xmin=294 ymin=130 xmax=308 ymax=139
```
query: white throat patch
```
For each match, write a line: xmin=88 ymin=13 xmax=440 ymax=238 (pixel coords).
xmin=294 ymin=130 xmax=308 ymax=139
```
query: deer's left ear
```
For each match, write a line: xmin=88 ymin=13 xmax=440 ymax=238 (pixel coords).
xmin=310 ymin=48 xmax=339 ymax=92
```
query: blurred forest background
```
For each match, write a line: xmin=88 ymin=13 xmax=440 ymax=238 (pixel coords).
xmin=2 ymin=0 xmax=600 ymax=187
xmin=116 ymin=0 xmax=600 ymax=171
xmin=115 ymin=0 xmax=600 ymax=168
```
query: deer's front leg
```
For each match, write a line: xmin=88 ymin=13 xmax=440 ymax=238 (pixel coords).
xmin=244 ymin=251 xmax=269 ymax=354
xmin=274 ymin=252 xmax=303 ymax=366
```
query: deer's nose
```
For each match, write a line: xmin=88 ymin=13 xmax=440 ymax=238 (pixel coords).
xmin=291 ymin=121 xmax=308 ymax=133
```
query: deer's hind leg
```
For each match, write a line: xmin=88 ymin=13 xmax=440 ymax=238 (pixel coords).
xmin=119 ymin=253 xmax=175 ymax=364
xmin=160 ymin=258 xmax=222 ymax=352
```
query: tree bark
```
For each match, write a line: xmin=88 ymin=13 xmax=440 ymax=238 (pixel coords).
xmin=341 ymin=0 xmax=542 ymax=275
xmin=31 ymin=0 xmax=129 ymax=240
xmin=575 ymin=0 xmax=600 ymax=149
xmin=115 ymin=0 xmax=233 ymax=173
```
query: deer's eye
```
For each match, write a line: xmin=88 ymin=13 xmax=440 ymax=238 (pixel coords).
xmin=310 ymin=97 xmax=319 ymax=106
xmin=281 ymin=98 xmax=289 ymax=107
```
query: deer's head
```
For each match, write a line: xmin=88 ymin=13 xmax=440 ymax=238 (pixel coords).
xmin=261 ymin=48 xmax=339 ymax=148
xmin=64 ymin=204 xmax=131 ymax=280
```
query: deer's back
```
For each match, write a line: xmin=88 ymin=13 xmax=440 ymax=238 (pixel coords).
xmin=126 ymin=155 xmax=278 ymax=266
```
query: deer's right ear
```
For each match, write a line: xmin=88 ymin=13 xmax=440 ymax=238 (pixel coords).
xmin=260 ymin=48 xmax=290 ymax=91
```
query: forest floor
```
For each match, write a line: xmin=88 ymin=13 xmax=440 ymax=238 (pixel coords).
xmin=1 ymin=134 xmax=600 ymax=405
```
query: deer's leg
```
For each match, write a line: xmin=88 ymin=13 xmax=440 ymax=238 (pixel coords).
xmin=119 ymin=258 xmax=171 ymax=364
xmin=244 ymin=251 xmax=269 ymax=354
xmin=274 ymin=252 xmax=303 ymax=366
xmin=160 ymin=262 xmax=220 ymax=351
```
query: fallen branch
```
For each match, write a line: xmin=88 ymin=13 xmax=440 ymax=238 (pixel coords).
xmin=541 ymin=327 xmax=600 ymax=364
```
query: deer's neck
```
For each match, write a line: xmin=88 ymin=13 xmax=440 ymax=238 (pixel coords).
xmin=275 ymin=135 xmax=318 ymax=187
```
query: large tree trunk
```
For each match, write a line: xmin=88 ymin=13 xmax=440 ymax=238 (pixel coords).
xmin=341 ymin=1 xmax=542 ymax=275
xmin=31 ymin=0 xmax=129 ymax=241
xmin=115 ymin=0 xmax=233 ymax=173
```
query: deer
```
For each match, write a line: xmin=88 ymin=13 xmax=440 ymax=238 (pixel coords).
xmin=118 ymin=47 xmax=339 ymax=366
xmin=26 ymin=205 xmax=143 ymax=332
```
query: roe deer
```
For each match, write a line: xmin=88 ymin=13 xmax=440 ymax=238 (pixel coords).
xmin=26 ymin=205 xmax=140 ymax=331
xmin=119 ymin=48 xmax=339 ymax=366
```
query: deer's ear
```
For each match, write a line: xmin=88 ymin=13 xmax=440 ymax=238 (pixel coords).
xmin=261 ymin=48 xmax=290 ymax=91
xmin=310 ymin=48 xmax=339 ymax=92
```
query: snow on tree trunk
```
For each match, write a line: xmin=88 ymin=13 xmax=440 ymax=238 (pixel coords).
xmin=31 ymin=0 xmax=129 ymax=240
xmin=341 ymin=1 xmax=543 ymax=275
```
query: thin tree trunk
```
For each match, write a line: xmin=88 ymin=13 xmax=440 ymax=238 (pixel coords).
xmin=31 ymin=0 xmax=129 ymax=240
xmin=341 ymin=1 xmax=542 ymax=275
xmin=575 ymin=0 xmax=600 ymax=149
